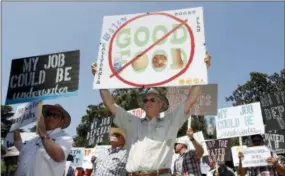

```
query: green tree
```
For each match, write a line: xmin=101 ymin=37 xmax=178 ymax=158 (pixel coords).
xmin=1 ymin=105 xmax=14 ymax=139
xmin=225 ymin=69 xmax=285 ymax=145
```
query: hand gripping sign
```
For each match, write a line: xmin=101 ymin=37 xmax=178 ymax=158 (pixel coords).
xmin=93 ymin=7 xmax=207 ymax=89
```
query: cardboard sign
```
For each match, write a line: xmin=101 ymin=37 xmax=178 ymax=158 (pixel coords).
xmin=260 ymin=91 xmax=285 ymax=132
xmin=4 ymin=132 xmax=38 ymax=148
xmin=178 ymin=132 xmax=209 ymax=156
xmin=69 ymin=148 xmax=84 ymax=167
xmin=231 ymin=146 xmax=247 ymax=167
xmin=215 ymin=102 xmax=265 ymax=139
xmin=93 ymin=7 xmax=207 ymax=89
xmin=264 ymin=130 xmax=285 ymax=154
xmin=241 ymin=146 xmax=272 ymax=168
xmin=166 ymin=84 xmax=218 ymax=115
xmin=206 ymin=139 xmax=231 ymax=163
xmin=87 ymin=116 xmax=112 ymax=146
xmin=9 ymin=101 xmax=42 ymax=132
xmin=82 ymin=148 xmax=94 ymax=169
xmin=6 ymin=50 xmax=80 ymax=105
xmin=93 ymin=145 xmax=110 ymax=158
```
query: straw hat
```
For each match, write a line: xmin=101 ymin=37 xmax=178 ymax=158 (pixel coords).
xmin=42 ymin=104 xmax=71 ymax=129
xmin=110 ymin=128 xmax=126 ymax=144
xmin=3 ymin=146 xmax=19 ymax=158
xmin=138 ymin=88 xmax=169 ymax=112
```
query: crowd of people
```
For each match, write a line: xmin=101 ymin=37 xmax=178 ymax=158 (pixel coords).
xmin=1 ymin=53 xmax=285 ymax=176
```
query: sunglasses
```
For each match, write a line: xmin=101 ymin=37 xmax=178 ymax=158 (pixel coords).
xmin=143 ymin=98 xmax=158 ymax=104
xmin=111 ymin=133 xmax=122 ymax=137
xmin=45 ymin=112 xmax=63 ymax=118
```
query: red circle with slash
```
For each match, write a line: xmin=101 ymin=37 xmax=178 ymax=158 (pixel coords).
xmin=108 ymin=12 xmax=195 ymax=87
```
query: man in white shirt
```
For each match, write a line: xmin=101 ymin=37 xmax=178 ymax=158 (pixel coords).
xmin=91 ymin=53 xmax=211 ymax=175
xmin=14 ymin=104 xmax=73 ymax=176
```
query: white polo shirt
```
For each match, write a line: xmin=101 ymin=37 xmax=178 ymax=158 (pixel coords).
xmin=14 ymin=128 xmax=73 ymax=176
xmin=114 ymin=103 xmax=189 ymax=172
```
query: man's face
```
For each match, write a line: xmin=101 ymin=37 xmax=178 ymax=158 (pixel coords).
xmin=251 ymin=136 xmax=264 ymax=146
xmin=174 ymin=143 xmax=184 ymax=153
xmin=143 ymin=94 xmax=163 ymax=117
xmin=44 ymin=108 xmax=63 ymax=130
xmin=109 ymin=132 xmax=125 ymax=147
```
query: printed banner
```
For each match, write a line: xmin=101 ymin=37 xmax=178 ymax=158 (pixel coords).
xmin=215 ymin=102 xmax=265 ymax=139
xmin=264 ymin=130 xmax=285 ymax=154
xmin=166 ymin=84 xmax=218 ymax=115
xmin=6 ymin=50 xmax=80 ymax=105
xmin=82 ymin=148 xmax=94 ymax=169
xmin=9 ymin=101 xmax=42 ymax=132
xmin=241 ymin=146 xmax=272 ymax=168
xmin=231 ymin=146 xmax=247 ymax=167
xmin=69 ymin=148 xmax=84 ymax=167
xmin=260 ymin=91 xmax=285 ymax=132
xmin=87 ymin=116 xmax=112 ymax=146
xmin=93 ymin=7 xmax=207 ymax=89
xmin=206 ymin=139 xmax=232 ymax=163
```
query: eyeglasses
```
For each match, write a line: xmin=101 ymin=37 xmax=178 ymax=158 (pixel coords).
xmin=143 ymin=98 xmax=158 ymax=104
xmin=45 ymin=112 xmax=62 ymax=118
xmin=111 ymin=133 xmax=122 ymax=137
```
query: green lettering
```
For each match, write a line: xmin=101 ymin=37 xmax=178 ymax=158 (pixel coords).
xmin=152 ymin=25 xmax=168 ymax=45
xmin=134 ymin=27 xmax=149 ymax=47
xmin=116 ymin=28 xmax=131 ymax=48
xmin=119 ymin=50 xmax=131 ymax=65
xmin=244 ymin=115 xmax=254 ymax=126
xmin=171 ymin=24 xmax=187 ymax=44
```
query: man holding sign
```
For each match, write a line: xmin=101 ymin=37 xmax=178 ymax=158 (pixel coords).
xmin=91 ymin=53 xmax=211 ymax=175
xmin=14 ymin=104 xmax=73 ymax=176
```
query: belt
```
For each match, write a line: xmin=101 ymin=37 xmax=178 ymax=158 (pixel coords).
xmin=128 ymin=168 xmax=170 ymax=176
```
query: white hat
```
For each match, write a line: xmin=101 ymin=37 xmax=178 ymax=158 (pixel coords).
xmin=3 ymin=146 xmax=19 ymax=158
xmin=175 ymin=136 xmax=189 ymax=146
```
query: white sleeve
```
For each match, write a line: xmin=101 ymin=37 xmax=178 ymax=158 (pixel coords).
xmin=55 ymin=135 xmax=74 ymax=159
xmin=114 ymin=106 xmax=140 ymax=134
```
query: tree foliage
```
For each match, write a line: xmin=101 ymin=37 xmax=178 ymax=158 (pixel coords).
xmin=1 ymin=105 xmax=14 ymax=139
xmin=225 ymin=69 xmax=285 ymax=145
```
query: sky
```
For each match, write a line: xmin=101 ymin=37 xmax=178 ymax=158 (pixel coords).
xmin=1 ymin=2 xmax=284 ymax=136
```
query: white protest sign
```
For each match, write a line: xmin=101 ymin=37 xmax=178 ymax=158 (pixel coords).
xmin=4 ymin=132 xmax=38 ymax=148
xmin=9 ymin=101 xmax=42 ymax=132
xmin=215 ymin=102 xmax=265 ymax=139
xmin=241 ymin=146 xmax=272 ymax=168
xmin=70 ymin=148 xmax=84 ymax=167
xmin=127 ymin=108 xmax=164 ymax=118
xmin=93 ymin=145 xmax=110 ymax=158
xmin=82 ymin=148 xmax=94 ymax=169
xmin=231 ymin=145 xmax=247 ymax=167
xmin=93 ymin=7 xmax=207 ymax=89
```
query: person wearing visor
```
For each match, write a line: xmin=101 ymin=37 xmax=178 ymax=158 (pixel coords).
xmin=173 ymin=128 xmax=204 ymax=176
xmin=91 ymin=127 xmax=127 ymax=176
xmin=238 ymin=134 xmax=285 ymax=176
xmin=14 ymin=104 xmax=73 ymax=176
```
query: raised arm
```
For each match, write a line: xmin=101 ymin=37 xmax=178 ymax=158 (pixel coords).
xmin=14 ymin=130 xmax=23 ymax=151
xmin=184 ymin=53 xmax=211 ymax=114
xmin=91 ymin=63 xmax=116 ymax=115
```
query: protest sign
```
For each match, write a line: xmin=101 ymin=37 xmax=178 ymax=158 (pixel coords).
xmin=166 ymin=84 xmax=218 ymax=115
xmin=260 ymin=91 xmax=285 ymax=132
xmin=4 ymin=132 xmax=37 ymax=148
xmin=9 ymin=101 xmax=42 ymax=132
xmin=87 ymin=116 xmax=112 ymax=145
xmin=127 ymin=108 xmax=165 ymax=118
xmin=178 ymin=132 xmax=208 ymax=156
xmin=93 ymin=145 xmax=110 ymax=158
xmin=215 ymin=102 xmax=265 ymax=139
xmin=69 ymin=148 xmax=84 ymax=167
xmin=231 ymin=145 xmax=247 ymax=166
xmin=82 ymin=148 xmax=94 ymax=169
xmin=264 ymin=130 xmax=285 ymax=154
xmin=241 ymin=146 xmax=272 ymax=168
xmin=6 ymin=50 xmax=80 ymax=105
xmin=93 ymin=7 xmax=207 ymax=89
xmin=206 ymin=139 xmax=231 ymax=163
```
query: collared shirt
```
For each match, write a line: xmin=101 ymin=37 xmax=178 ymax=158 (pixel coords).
xmin=114 ymin=103 xmax=189 ymax=172
xmin=14 ymin=128 xmax=73 ymax=176
xmin=92 ymin=147 xmax=127 ymax=176
xmin=173 ymin=150 xmax=201 ymax=176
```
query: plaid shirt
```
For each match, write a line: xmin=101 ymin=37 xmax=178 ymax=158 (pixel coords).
xmin=92 ymin=147 xmax=127 ymax=176
xmin=173 ymin=150 xmax=201 ymax=176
